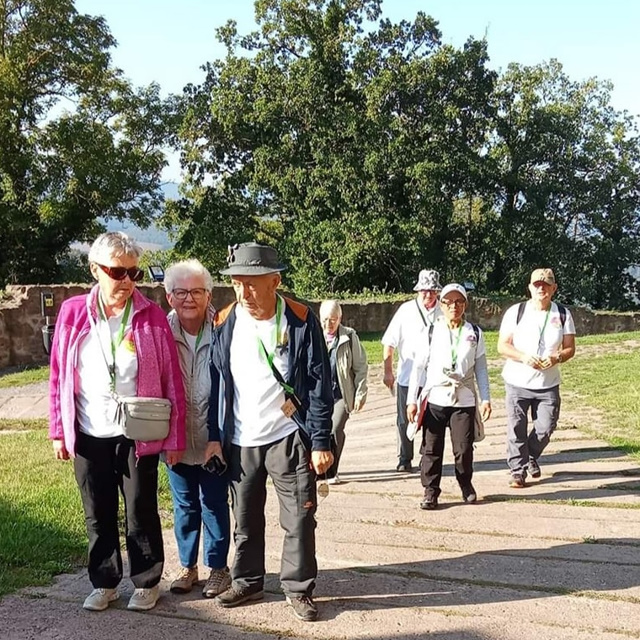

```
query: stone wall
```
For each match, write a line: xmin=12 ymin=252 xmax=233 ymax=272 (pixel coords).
xmin=0 ymin=284 xmax=639 ymax=369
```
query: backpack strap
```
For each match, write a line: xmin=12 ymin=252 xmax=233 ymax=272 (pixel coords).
xmin=516 ymin=300 xmax=566 ymax=327
xmin=471 ymin=323 xmax=480 ymax=343
xmin=516 ymin=301 xmax=526 ymax=325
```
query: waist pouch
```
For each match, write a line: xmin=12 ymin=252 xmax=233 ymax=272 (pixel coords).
xmin=116 ymin=397 xmax=171 ymax=442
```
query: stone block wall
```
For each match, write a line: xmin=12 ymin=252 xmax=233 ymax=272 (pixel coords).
xmin=0 ymin=284 xmax=638 ymax=369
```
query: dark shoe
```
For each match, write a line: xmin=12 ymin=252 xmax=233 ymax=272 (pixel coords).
xmin=420 ymin=494 xmax=438 ymax=510
xmin=203 ymin=567 xmax=231 ymax=598
xmin=215 ymin=584 xmax=264 ymax=608
xmin=461 ymin=484 xmax=477 ymax=503
xmin=286 ymin=594 xmax=318 ymax=621
xmin=528 ymin=457 xmax=541 ymax=478
xmin=509 ymin=473 xmax=526 ymax=488
xmin=396 ymin=462 xmax=412 ymax=472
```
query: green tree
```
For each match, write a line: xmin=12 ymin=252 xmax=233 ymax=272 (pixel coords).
xmin=169 ymin=0 xmax=496 ymax=294
xmin=0 ymin=0 xmax=173 ymax=285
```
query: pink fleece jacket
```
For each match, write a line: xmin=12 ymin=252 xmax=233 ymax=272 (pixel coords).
xmin=48 ymin=285 xmax=186 ymax=457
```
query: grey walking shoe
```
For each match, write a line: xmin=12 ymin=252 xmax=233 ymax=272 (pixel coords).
xmin=202 ymin=567 xmax=231 ymax=598
xmin=286 ymin=594 xmax=318 ymax=621
xmin=215 ymin=583 xmax=264 ymax=608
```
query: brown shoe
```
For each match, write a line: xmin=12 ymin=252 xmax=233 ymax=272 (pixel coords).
xmin=509 ymin=473 xmax=526 ymax=488
xmin=170 ymin=566 xmax=198 ymax=594
xmin=203 ymin=567 xmax=232 ymax=598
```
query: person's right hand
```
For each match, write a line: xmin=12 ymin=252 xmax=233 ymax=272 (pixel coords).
xmin=203 ymin=440 xmax=225 ymax=466
xmin=383 ymin=371 xmax=395 ymax=390
xmin=52 ymin=439 xmax=69 ymax=460
xmin=522 ymin=354 xmax=542 ymax=369
xmin=407 ymin=403 xmax=418 ymax=424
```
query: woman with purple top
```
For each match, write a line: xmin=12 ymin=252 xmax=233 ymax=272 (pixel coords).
xmin=49 ymin=232 xmax=186 ymax=613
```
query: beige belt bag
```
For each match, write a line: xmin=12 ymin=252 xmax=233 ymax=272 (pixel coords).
xmin=117 ymin=396 xmax=171 ymax=442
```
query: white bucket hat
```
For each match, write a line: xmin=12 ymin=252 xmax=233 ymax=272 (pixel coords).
xmin=413 ymin=269 xmax=442 ymax=292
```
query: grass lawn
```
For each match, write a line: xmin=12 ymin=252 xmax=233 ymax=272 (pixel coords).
xmin=0 ymin=365 xmax=50 ymax=388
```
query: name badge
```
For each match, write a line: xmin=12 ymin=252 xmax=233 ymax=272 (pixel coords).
xmin=281 ymin=398 xmax=297 ymax=418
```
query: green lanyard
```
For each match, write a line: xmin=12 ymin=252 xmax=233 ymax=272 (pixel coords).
xmin=182 ymin=323 xmax=205 ymax=352
xmin=537 ymin=307 xmax=551 ymax=351
xmin=449 ymin=324 xmax=463 ymax=369
xmin=256 ymin=297 xmax=294 ymax=395
xmin=97 ymin=296 xmax=132 ymax=392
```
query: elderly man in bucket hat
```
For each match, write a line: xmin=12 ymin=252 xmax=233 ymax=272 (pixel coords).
xmin=382 ymin=269 xmax=443 ymax=472
xmin=498 ymin=268 xmax=576 ymax=488
xmin=204 ymin=242 xmax=333 ymax=622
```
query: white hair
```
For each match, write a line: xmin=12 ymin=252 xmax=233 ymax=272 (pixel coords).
xmin=164 ymin=259 xmax=214 ymax=292
xmin=319 ymin=299 xmax=342 ymax=320
xmin=88 ymin=231 xmax=143 ymax=264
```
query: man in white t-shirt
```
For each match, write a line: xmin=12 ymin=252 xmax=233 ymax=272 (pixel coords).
xmin=498 ymin=268 xmax=576 ymax=488
xmin=382 ymin=269 xmax=442 ymax=472
xmin=205 ymin=243 xmax=333 ymax=623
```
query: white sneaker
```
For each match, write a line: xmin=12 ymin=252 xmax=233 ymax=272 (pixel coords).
xmin=83 ymin=588 xmax=119 ymax=611
xmin=127 ymin=585 xmax=160 ymax=611
xmin=327 ymin=474 xmax=341 ymax=485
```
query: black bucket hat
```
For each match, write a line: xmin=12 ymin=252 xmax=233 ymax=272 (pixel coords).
xmin=220 ymin=243 xmax=287 ymax=276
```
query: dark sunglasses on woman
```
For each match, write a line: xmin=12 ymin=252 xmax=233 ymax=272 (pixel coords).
xmin=96 ymin=263 xmax=145 ymax=282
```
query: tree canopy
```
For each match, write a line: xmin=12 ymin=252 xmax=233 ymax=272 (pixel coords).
xmin=0 ymin=0 xmax=174 ymax=285
xmin=166 ymin=0 xmax=640 ymax=308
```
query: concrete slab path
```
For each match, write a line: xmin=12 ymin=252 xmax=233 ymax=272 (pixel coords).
xmin=2 ymin=368 xmax=640 ymax=639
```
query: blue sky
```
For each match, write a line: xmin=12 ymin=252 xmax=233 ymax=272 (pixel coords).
xmin=75 ymin=0 xmax=639 ymax=179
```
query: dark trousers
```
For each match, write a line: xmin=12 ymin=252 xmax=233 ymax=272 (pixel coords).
xmin=331 ymin=399 xmax=349 ymax=474
xmin=228 ymin=429 xmax=317 ymax=597
xmin=396 ymin=384 xmax=414 ymax=464
xmin=73 ymin=432 xmax=164 ymax=589
xmin=420 ymin=404 xmax=475 ymax=497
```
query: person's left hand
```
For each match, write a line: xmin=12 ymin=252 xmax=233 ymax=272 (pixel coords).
xmin=165 ymin=450 xmax=183 ymax=466
xmin=481 ymin=401 xmax=492 ymax=422
xmin=310 ymin=450 xmax=334 ymax=475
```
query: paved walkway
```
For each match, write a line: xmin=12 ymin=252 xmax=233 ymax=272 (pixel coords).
xmin=2 ymin=372 xmax=640 ymax=639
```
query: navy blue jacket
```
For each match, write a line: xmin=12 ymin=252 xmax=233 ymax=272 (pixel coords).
xmin=207 ymin=296 xmax=333 ymax=451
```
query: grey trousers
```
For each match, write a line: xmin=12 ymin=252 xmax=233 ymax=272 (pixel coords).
xmin=227 ymin=429 xmax=318 ymax=597
xmin=505 ymin=383 xmax=561 ymax=474
xmin=396 ymin=384 xmax=414 ymax=464
xmin=331 ymin=399 xmax=349 ymax=474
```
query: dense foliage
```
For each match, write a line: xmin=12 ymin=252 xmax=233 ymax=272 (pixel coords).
xmin=166 ymin=0 xmax=640 ymax=308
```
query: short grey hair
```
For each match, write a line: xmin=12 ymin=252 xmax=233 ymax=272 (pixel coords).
xmin=319 ymin=299 xmax=342 ymax=320
xmin=165 ymin=259 xmax=214 ymax=292
xmin=88 ymin=231 xmax=143 ymax=264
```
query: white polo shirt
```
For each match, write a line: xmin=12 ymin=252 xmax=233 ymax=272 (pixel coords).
xmin=229 ymin=301 xmax=298 ymax=446
xmin=382 ymin=298 xmax=442 ymax=386
xmin=500 ymin=301 xmax=576 ymax=390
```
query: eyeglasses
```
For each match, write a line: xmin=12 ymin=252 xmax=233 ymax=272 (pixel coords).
xmin=171 ymin=288 xmax=207 ymax=301
xmin=441 ymin=299 xmax=466 ymax=307
xmin=96 ymin=263 xmax=144 ymax=282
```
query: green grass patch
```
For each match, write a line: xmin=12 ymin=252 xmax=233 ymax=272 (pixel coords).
xmin=0 ymin=365 xmax=50 ymax=388
xmin=0 ymin=425 xmax=175 ymax=597
xmin=0 ymin=419 xmax=47 ymax=432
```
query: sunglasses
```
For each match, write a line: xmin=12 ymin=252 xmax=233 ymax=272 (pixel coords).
xmin=96 ymin=263 xmax=144 ymax=282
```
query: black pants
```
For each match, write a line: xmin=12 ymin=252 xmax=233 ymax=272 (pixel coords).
xmin=228 ymin=429 xmax=317 ymax=597
xmin=420 ymin=404 xmax=475 ymax=498
xmin=73 ymin=432 xmax=164 ymax=589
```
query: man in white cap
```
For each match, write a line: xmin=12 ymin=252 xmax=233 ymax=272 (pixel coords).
xmin=498 ymin=268 xmax=576 ymax=488
xmin=382 ymin=269 xmax=443 ymax=472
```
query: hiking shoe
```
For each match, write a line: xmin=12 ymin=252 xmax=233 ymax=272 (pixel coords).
xmin=202 ymin=567 xmax=231 ymax=599
xmin=509 ymin=473 xmax=526 ymax=488
xmin=215 ymin=583 xmax=264 ymax=608
xmin=170 ymin=566 xmax=198 ymax=594
xmin=420 ymin=494 xmax=438 ymax=510
xmin=461 ymin=484 xmax=477 ymax=503
xmin=286 ymin=594 xmax=318 ymax=622
xmin=528 ymin=457 xmax=541 ymax=478
xmin=127 ymin=585 xmax=160 ymax=611
xmin=396 ymin=462 xmax=412 ymax=472
xmin=83 ymin=588 xmax=119 ymax=611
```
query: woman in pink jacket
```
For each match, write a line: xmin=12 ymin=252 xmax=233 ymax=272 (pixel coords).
xmin=49 ymin=232 xmax=186 ymax=613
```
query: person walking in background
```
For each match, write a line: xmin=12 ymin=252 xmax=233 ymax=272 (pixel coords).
xmin=382 ymin=269 xmax=442 ymax=472
xmin=164 ymin=259 xmax=231 ymax=599
xmin=49 ymin=232 xmax=185 ymax=612
xmin=319 ymin=300 xmax=368 ymax=484
xmin=407 ymin=284 xmax=491 ymax=510
xmin=206 ymin=242 xmax=333 ymax=622
xmin=498 ymin=268 xmax=576 ymax=488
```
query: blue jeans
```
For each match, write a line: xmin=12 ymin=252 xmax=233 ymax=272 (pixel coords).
xmin=167 ymin=462 xmax=230 ymax=570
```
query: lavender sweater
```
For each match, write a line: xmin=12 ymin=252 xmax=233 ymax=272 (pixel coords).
xmin=48 ymin=286 xmax=186 ymax=457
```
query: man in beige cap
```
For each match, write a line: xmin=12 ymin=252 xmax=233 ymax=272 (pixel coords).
xmin=498 ymin=268 xmax=576 ymax=487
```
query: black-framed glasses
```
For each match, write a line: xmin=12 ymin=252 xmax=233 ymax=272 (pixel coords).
xmin=441 ymin=299 xmax=465 ymax=307
xmin=171 ymin=288 xmax=207 ymax=301
xmin=96 ymin=263 xmax=144 ymax=282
